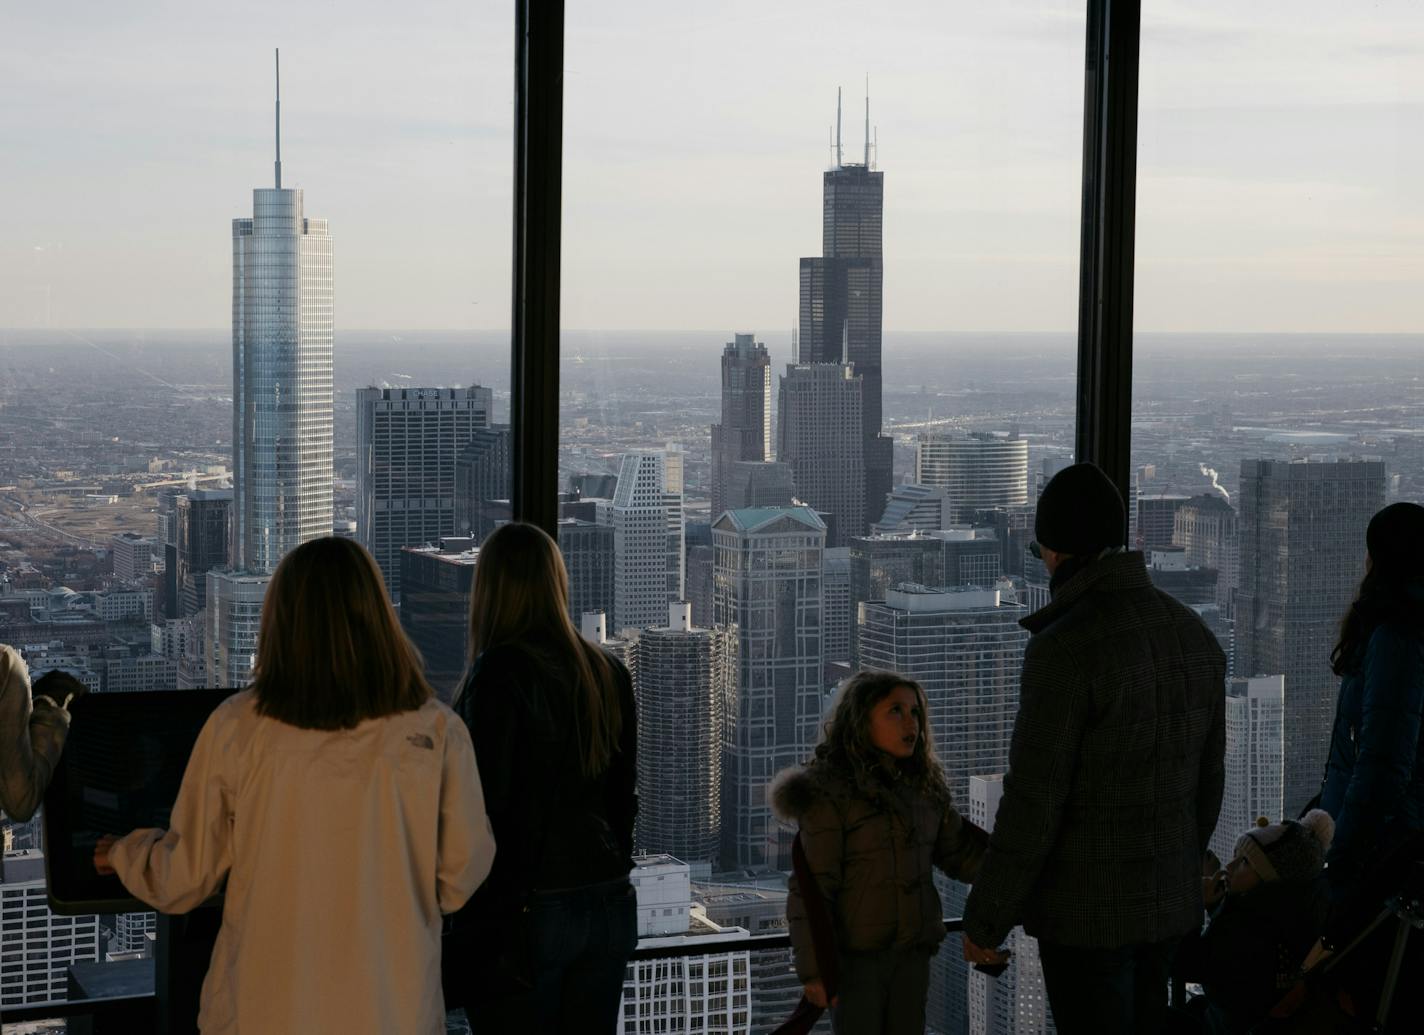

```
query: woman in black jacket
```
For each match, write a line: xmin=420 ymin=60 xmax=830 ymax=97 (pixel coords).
xmin=446 ymin=521 xmax=637 ymax=1033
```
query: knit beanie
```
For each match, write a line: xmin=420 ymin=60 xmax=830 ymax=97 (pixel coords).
xmin=1233 ymin=810 xmax=1335 ymax=884
xmin=1366 ymin=502 xmax=1424 ymax=582
xmin=1034 ymin=463 xmax=1126 ymax=555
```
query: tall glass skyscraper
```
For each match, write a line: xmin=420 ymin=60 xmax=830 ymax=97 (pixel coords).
xmin=231 ymin=63 xmax=333 ymax=574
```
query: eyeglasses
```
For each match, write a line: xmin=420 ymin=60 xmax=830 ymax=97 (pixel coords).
xmin=1029 ymin=541 xmax=1043 ymax=560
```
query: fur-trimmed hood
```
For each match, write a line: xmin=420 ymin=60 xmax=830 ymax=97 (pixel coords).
xmin=769 ymin=764 xmax=852 ymax=823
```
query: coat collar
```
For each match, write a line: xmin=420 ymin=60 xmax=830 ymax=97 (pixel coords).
xmin=1021 ymin=551 xmax=1153 ymax=634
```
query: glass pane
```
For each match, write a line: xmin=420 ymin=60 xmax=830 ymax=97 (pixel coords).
xmin=0 ymin=1 xmax=510 ymax=1018
xmin=1135 ymin=1 xmax=1424 ymax=852
xmin=562 ymin=4 xmax=1084 ymax=1031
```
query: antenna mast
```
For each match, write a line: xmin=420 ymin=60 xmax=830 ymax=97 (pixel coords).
xmin=274 ymin=49 xmax=282 ymax=189
xmin=842 ymin=318 xmax=850 ymax=366
xmin=836 ymin=87 xmax=842 ymax=168
xmin=864 ymin=77 xmax=870 ymax=166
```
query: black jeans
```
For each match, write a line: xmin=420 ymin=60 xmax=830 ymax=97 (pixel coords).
xmin=1038 ymin=936 xmax=1180 ymax=1035
xmin=472 ymin=877 xmax=638 ymax=1035
xmin=830 ymin=947 xmax=932 ymax=1035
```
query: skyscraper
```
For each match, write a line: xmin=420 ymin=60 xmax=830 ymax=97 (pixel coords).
xmin=1210 ymin=675 xmax=1285 ymax=863
xmin=454 ymin=424 xmax=512 ymax=541
xmin=713 ymin=506 xmax=825 ymax=869
xmin=914 ymin=433 xmax=1029 ymax=524
xmin=355 ymin=385 xmax=493 ymax=599
xmin=966 ymin=776 xmax=1056 ymax=1035
xmin=231 ymin=56 xmax=333 ymax=575
xmin=558 ymin=517 xmax=615 ymax=625
xmin=633 ymin=603 xmax=731 ymax=868
xmin=205 ymin=570 xmax=268 ymax=689
xmin=778 ymin=362 xmax=865 ymax=546
xmin=612 ymin=451 xmax=685 ymax=632
xmin=1236 ymin=459 xmax=1386 ymax=814
xmin=710 ymin=333 xmax=772 ymax=522
xmin=798 ymin=90 xmax=891 ymax=526
xmin=174 ymin=490 xmax=232 ymax=618
xmin=1174 ymin=493 xmax=1238 ymax=618
xmin=399 ymin=539 xmax=480 ymax=701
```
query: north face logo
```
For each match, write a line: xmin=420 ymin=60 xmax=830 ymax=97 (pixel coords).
xmin=407 ymin=734 xmax=434 ymax=750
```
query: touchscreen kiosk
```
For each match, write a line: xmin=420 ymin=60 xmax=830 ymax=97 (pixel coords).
xmin=42 ymin=688 xmax=236 ymax=915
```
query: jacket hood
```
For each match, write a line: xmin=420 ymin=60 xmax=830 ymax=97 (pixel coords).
xmin=770 ymin=766 xmax=829 ymax=823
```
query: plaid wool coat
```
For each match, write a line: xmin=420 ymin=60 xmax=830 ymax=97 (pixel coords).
xmin=963 ymin=551 xmax=1226 ymax=950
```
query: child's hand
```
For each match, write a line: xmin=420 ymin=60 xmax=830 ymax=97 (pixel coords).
xmin=804 ymin=979 xmax=837 ymax=1009
xmin=962 ymin=934 xmax=1011 ymax=966
xmin=93 ymin=834 xmax=119 ymax=876
xmin=1202 ymin=870 xmax=1227 ymax=908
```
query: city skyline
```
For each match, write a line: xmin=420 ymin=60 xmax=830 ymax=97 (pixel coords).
xmin=6 ymin=3 xmax=1424 ymax=333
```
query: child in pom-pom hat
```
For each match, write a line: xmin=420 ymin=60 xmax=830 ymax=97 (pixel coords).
xmin=1168 ymin=811 xmax=1335 ymax=1034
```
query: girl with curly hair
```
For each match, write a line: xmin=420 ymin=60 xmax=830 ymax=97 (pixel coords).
xmin=770 ymin=669 xmax=987 ymax=1035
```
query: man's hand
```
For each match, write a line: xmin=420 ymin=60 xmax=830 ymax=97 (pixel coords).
xmin=962 ymin=934 xmax=1011 ymax=966
xmin=804 ymin=979 xmax=838 ymax=1009
xmin=93 ymin=834 xmax=119 ymax=876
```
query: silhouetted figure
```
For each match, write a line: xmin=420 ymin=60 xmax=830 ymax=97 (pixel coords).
xmin=96 ymin=537 xmax=494 ymax=1034
xmin=963 ymin=462 xmax=1227 ymax=1034
xmin=447 ymin=521 xmax=637 ymax=1034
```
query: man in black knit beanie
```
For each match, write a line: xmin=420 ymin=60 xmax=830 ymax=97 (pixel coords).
xmin=963 ymin=462 xmax=1228 ymax=1034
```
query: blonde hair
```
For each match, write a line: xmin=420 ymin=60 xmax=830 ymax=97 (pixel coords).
xmin=810 ymin=669 xmax=953 ymax=806
xmin=251 ymin=537 xmax=432 ymax=730
xmin=464 ymin=521 xmax=622 ymax=778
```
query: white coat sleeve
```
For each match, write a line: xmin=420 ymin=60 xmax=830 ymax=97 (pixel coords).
xmin=436 ymin=717 xmax=496 ymax=914
xmin=109 ymin=706 xmax=234 ymax=913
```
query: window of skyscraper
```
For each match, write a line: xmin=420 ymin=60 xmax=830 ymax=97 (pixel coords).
xmin=0 ymin=1 xmax=512 ymax=1018
xmin=560 ymin=4 xmax=1085 ymax=1030
xmin=1133 ymin=3 xmax=1424 ymax=837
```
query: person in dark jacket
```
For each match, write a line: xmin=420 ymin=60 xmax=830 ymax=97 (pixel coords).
xmin=1170 ymin=812 xmax=1334 ymax=1035
xmin=962 ymin=462 xmax=1227 ymax=1034
xmin=1321 ymin=501 xmax=1424 ymax=895
xmin=1308 ymin=501 xmax=1424 ymax=1031
xmin=447 ymin=521 xmax=637 ymax=1034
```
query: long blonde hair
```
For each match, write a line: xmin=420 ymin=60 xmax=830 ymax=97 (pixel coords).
xmin=251 ymin=537 xmax=432 ymax=730
xmin=464 ymin=521 xmax=622 ymax=777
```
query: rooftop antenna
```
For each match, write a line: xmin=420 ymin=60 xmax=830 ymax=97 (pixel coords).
xmin=841 ymin=318 xmax=849 ymax=365
xmin=274 ymin=49 xmax=282 ymax=189
xmin=864 ymin=76 xmax=870 ymax=167
xmin=836 ymin=87 xmax=843 ymax=168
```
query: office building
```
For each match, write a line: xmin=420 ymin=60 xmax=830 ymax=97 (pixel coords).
xmin=1237 ymin=459 xmax=1386 ymax=814
xmin=711 ymin=333 xmax=773 ymax=522
xmin=1210 ymin=675 xmax=1286 ymax=863
xmin=713 ymin=506 xmax=825 ymax=869
xmin=1147 ymin=547 xmax=1219 ymax=608
xmin=778 ymin=363 xmax=865 ymax=546
xmin=965 ymin=777 xmax=1056 ymax=1035
xmin=399 ymin=539 xmax=479 ymax=701
xmin=174 ymin=490 xmax=232 ymax=618
xmin=1134 ymin=493 xmax=1192 ymax=551
xmin=205 ymin=569 xmax=269 ymax=689
xmin=823 ymin=547 xmax=852 ymax=666
xmin=356 ymin=386 xmax=493 ymax=599
xmin=872 ymin=483 xmax=950 ymax=534
xmin=1 ymin=850 xmax=101 ymax=1009
xmin=723 ymin=461 xmax=796 ymax=512
xmin=618 ymin=857 xmax=752 ymax=1035
xmin=558 ymin=518 xmax=615 ymax=624
xmin=612 ymin=451 xmax=685 ymax=631
xmin=798 ymin=97 xmax=892 ymax=526
xmin=915 ymin=433 xmax=1029 ymax=523
xmin=454 ymin=424 xmax=512 ymax=541
xmin=111 ymin=533 xmax=155 ymax=583
xmin=634 ymin=605 xmax=731 ymax=868
xmin=1174 ymin=493 xmax=1238 ymax=617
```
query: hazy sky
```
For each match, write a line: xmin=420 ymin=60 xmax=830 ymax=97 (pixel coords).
xmin=3 ymin=1 xmax=1423 ymax=334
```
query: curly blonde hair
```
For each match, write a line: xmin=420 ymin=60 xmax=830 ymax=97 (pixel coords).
xmin=809 ymin=669 xmax=953 ymax=807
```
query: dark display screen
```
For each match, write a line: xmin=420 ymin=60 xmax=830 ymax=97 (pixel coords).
xmin=42 ymin=689 xmax=235 ymax=914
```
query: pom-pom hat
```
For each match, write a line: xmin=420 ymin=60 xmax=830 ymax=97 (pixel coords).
xmin=1233 ymin=810 xmax=1335 ymax=884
